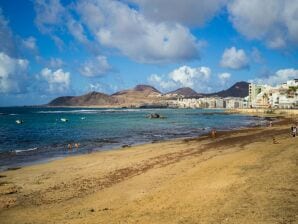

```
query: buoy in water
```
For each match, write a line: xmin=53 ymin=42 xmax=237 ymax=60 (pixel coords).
xmin=16 ymin=120 xmax=23 ymax=124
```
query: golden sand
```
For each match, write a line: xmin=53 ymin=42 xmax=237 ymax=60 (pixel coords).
xmin=0 ymin=121 xmax=297 ymax=223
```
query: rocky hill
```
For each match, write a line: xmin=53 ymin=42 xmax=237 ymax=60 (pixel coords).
xmin=48 ymin=85 xmax=163 ymax=107
xmin=111 ymin=84 xmax=162 ymax=106
xmin=48 ymin=92 xmax=117 ymax=106
xmin=47 ymin=82 xmax=249 ymax=107
xmin=206 ymin=81 xmax=249 ymax=98
xmin=165 ymin=87 xmax=201 ymax=98
xmin=112 ymin=85 xmax=161 ymax=97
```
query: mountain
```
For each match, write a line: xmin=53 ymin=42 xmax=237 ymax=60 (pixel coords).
xmin=48 ymin=85 xmax=162 ymax=107
xmin=112 ymin=84 xmax=160 ymax=96
xmin=111 ymin=84 xmax=162 ymax=106
xmin=133 ymin=84 xmax=161 ymax=93
xmin=206 ymin=81 xmax=249 ymax=97
xmin=165 ymin=87 xmax=200 ymax=98
xmin=47 ymin=82 xmax=249 ymax=107
xmin=48 ymin=91 xmax=117 ymax=106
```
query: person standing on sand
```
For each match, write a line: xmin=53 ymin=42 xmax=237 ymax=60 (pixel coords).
xmin=211 ymin=129 xmax=217 ymax=138
xmin=292 ymin=126 xmax=297 ymax=137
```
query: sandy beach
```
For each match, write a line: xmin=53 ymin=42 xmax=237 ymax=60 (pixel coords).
xmin=0 ymin=118 xmax=297 ymax=224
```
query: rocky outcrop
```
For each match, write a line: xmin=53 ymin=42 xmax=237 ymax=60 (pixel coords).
xmin=146 ymin=113 xmax=166 ymax=119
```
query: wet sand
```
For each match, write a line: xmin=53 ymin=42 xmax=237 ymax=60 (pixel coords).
xmin=0 ymin=119 xmax=297 ymax=223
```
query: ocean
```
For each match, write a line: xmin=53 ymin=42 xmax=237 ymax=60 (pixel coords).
xmin=0 ymin=107 xmax=266 ymax=170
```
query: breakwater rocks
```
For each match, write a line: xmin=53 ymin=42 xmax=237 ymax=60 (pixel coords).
xmin=146 ymin=113 xmax=166 ymax=119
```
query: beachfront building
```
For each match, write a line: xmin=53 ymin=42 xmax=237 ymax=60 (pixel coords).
xmin=243 ymin=96 xmax=249 ymax=108
xmin=215 ymin=98 xmax=225 ymax=108
xmin=171 ymin=79 xmax=298 ymax=109
xmin=168 ymin=97 xmax=248 ymax=109
xmin=248 ymin=83 xmax=270 ymax=107
xmin=254 ymin=92 xmax=270 ymax=108
xmin=249 ymin=79 xmax=298 ymax=109
xmin=225 ymin=97 xmax=246 ymax=109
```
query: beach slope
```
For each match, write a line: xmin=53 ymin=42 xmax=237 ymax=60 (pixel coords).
xmin=0 ymin=124 xmax=297 ymax=223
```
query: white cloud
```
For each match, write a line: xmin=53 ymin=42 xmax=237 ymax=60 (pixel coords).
xmin=22 ymin=36 xmax=38 ymax=52
xmin=220 ymin=46 xmax=249 ymax=70
xmin=0 ymin=9 xmax=16 ymax=56
xmin=218 ymin=72 xmax=231 ymax=85
xmin=34 ymin=0 xmax=65 ymax=33
xmin=129 ymin=0 xmax=226 ymax=27
xmin=87 ymin=82 xmax=120 ymax=94
xmin=253 ymin=69 xmax=298 ymax=86
xmin=148 ymin=65 xmax=212 ymax=92
xmin=34 ymin=0 xmax=89 ymax=50
xmin=79 ymin=55 xmax=112 ymax=77
xmin=76 ymin=0 xmax=200 ymax=63
xmin=169 ymin=66 xmax=211 ymax=87
xmin=34 ymin=0 xmax=201 ymax=63
xmin=228 ymin=0 xmax=298 ymax=49
xmin=39 ymin=68 xmax=70 ymax=93
xmin=66 ymin=17 xmax=88 ymax=44
xmin=88 ymin=83 xmax=105 ymax=92
xmin=251 ymin=47 xmax=264 ymax=64
xmin=0 ymin=52 xmax=29 ymax=93
xmin=48 ymin=57 xmax=64 ymax=68
xmin=33 ymin=0 xmax=200 ymax=63
xmin=148 ymin=74 xmax=177 ymax=90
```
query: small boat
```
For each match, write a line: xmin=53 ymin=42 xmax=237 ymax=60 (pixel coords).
xmin=16 ymin=120 xmax=23 ymax=124
xmin=60 ymin=118 xmax=68 ymax=122
xmin=81 ymin=117 xmax=86 ymax=120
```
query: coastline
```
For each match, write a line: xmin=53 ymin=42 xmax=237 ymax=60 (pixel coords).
xmin=0 ymin=115 xmax=297 ymax=223
xmin=0 ymin=107 xmax=270 ymax=171
xmin=228 ymin=108 xmax=298 ymax=116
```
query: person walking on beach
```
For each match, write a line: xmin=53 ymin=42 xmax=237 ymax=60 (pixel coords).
xmin=74 ymin=143 xmax=80 ymax=150
xmin=211 ymin=129 xmax=217 ymax=138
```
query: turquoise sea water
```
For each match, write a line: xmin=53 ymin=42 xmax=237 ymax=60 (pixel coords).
xmin=0 ymin=107 xmax=266 ymax=170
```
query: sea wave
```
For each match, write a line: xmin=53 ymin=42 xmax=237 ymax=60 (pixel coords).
xmin=0 ymin=113 xmax=18 ymax=116
xmin=36 ymin=109 xmax=144 ymax=114
xmin=37 ymin=110 xmax=98 ymax=114
xmin=15 ymin=147 xmax=38 ymax=154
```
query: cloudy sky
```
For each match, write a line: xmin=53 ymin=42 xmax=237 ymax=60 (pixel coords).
xmin=0 ymin=0 xmax=298 ymax=106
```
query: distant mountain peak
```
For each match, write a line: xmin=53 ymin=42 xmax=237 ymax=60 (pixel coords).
xmin=133 ymin=84 xmax=161 ymax=93
xmin=112 ymin=84 xmax=161 ymax=96
xmin=206 ymin=81 xmax=249 ymax=97
xmin=85 ymin=91 xmax=104 ymax=96
xmin=166 ymin=87 xmax=199 ymax=98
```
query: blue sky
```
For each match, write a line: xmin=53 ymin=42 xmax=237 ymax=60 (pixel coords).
xmin=0 ymin=0 xmax=297 ymax=106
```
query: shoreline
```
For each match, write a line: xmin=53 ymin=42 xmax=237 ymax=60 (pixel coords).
xmin=0 ymin=115 xmax=297 ymax=223
xmin=228 ymin=108 xmax=298 ymax=116
xmin=0 ymin=112 xmax=274 ymax=171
